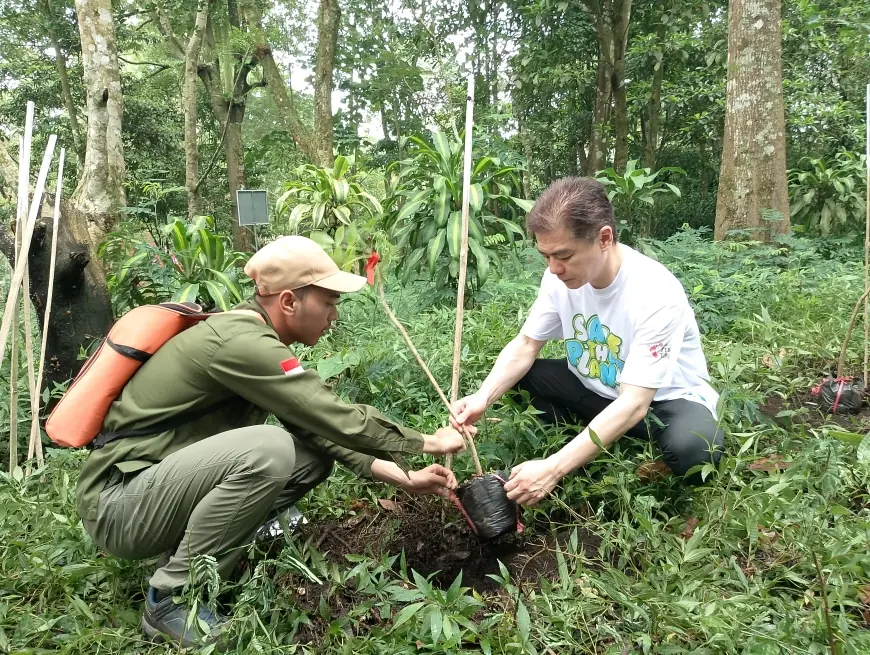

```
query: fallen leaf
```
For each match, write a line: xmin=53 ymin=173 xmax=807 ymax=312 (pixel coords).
xmin=749 ymin=456 xmax=793 ymax=472
xmin=378 ymin=498 xmax=397 ymax=511
xmin=636 ymin=460 xmax=673 ymax=482
xmin=757 ymin=524 xmax=779 ymax=543
xmin=858 ymin=584 xmax=870 ymax=606
xmin=680 ymin=517 xmax=700 ymax=540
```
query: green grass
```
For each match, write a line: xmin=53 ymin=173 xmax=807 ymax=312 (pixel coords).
xmin=2 ymin=228 xmax=870 ymax=654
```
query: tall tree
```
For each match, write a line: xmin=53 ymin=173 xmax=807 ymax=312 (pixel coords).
xmin=182 ymin=0 xmax=213 ymax=217
xmin=313 ymin=0 xmax=339 ymax=166
xmin=581 ymin=0 xmax=632 ymax=174
xmin=38 ymin=0 xmax=85 ymax=170
xmin=243 ymin=1 xmax=319 ymax=162
xmin=715 ymin=0 xmax=790 ymax=240
xmin=71 ymin=0 xmax=126 ymax=247
xmin=156 ymin=0 xmax=261 ymax=251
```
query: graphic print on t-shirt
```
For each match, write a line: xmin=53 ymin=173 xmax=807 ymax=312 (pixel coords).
xmin=565 ymin=313 xmax=625 ymax=389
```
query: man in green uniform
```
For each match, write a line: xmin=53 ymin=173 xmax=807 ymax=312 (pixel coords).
xmin=74 ymin=235 xmax=465 ymax=649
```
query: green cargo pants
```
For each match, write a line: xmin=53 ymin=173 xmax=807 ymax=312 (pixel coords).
xmin=82 ymin=425 xmax=333 ymax=592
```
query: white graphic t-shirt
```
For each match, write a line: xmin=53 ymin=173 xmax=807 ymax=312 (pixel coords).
xmin=520 ymin=244 xmax=719 ymax=418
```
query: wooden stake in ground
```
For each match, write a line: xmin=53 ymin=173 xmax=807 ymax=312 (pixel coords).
xmin=0 ymin=133 xmax=56 ymax=372
xmin=8 ymin=106 xmax=34 ymax=474
xmin=22 ymin=256 xmax=39 ymax=471
xmin=447 ymin=74 xmax=476 ymax=470
xmin=864 ymin=82 xmax=870 ymax=386
xmin=27 ymin=148 xmax=66 ymax=474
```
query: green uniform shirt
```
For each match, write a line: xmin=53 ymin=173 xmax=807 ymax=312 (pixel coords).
xmin=75 ymin=300 xmax=424 ymax=521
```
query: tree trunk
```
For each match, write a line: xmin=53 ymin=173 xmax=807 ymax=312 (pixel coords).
xmin=519 ymin=114 xmax=533 ymax=199
xmin=314 ymin=0 xmax=339 ymax=166
xmin=38 ymin=0 xmax=84 ymax=170
xmin=715 ymin=0 xmax=790 ymax=240
xmin=29 ymin=208 xmax=113 ymax=393
xmin=200 ymin=75 xmax=253 ymax=252
xmin=50 ymin=38 xmax=84 ymax=170
xmin=243 ymin=3 xmax=317 ymax=161
xmin=583 ymin=0 xmax=632 ymax=175
xmin=72 ymin=0 xmax=126 ymax=250
xmin=586 ymin=23 xmax=613 ymax=176
xmin=611 ymin=0 xmax=632 ymax=173
xmin=183 ymin=0 xmax=212 ymax=218
xmin=642 ymin=23 xmax=667 ymax=169
xmin=224 ymin=110 xmax=251 ymax=251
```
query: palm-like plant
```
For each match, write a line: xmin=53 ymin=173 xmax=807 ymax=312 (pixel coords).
xmin=100 ymin=215 xmax=252 ymax=313
xmin=383 ymin=129 xmax=531 ymax=292
xmin=275 ymin=155 xmax=383 ymax=234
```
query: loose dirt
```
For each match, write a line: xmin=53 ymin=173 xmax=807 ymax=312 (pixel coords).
xmin=759 ymin=389 xmax=870 ymax=430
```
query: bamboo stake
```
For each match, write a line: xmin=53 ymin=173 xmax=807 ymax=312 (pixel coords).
xmin=8 ymin=219 xmax=21 ymax=474
xmin=22 ymin=265 xmax=39 ymax=471
xmin=8 ymin=322 xmax=18 ymax=474
xmin=447 ymin=74 xmax=476 ymax=470
xmin=864 ymin=82 xmax=869 ymax=386
xmin=0 ymin=133 xmax=56 ymax=371
xmin=21 ymin=137 xmax=40 ymax=470
xmin=8 ymin=108 xmax=33 ymax=474
xmin=28 ymin=148 xmax=65 ymax=474
xmin=375 ymin=280 xmax=483 ymax=476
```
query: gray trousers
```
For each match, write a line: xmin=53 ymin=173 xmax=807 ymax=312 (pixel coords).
xmin=82 ymin=425 xmax=333 ymax=592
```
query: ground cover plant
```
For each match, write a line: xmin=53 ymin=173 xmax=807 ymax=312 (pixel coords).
xmin=1 ymin=229 xmax=869 ymax=654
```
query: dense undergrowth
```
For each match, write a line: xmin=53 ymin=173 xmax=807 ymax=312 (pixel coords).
xmin=2 ymin=228 xmax=870 ymax=654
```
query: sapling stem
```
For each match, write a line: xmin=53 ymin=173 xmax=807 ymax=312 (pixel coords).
xmin=836 ymin=285 xmax=870 ymax=379
xmin=375 ymin=279 xmax=483 ymax=476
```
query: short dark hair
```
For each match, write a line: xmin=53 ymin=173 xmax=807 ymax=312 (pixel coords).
xmin=525 ymin=177 xmax=617 ymax=242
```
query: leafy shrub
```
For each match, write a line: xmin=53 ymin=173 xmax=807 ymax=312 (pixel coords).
xmin=99 ymin=215 xmax=252 ymax=314
xmin=274 ymin=155 xmax=387 ymax=273
xmin=595 ymin=159 xmax=684 ymax=243
xmin=383 ymin=128 xmax=532 ymax=295
xmin=787 ymin=151 xmax=867 ymax=237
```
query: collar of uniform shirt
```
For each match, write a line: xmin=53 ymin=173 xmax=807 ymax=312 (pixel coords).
xmin=234 ymin=298 xmax=275 ymax=329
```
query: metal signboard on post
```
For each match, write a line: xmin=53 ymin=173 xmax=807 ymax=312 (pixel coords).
xmin=236 ymin=189 xmax=269 ymax=250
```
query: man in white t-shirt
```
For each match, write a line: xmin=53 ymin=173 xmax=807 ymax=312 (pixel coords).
xmin=451 ymin=177 xmax=723 ymax=506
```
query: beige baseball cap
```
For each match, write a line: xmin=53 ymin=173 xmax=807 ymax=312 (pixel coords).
xmin=244 ymin=235 xmax=367 ymax=295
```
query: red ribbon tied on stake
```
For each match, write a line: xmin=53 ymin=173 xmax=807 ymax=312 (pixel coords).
xmin=365 ymin=251 xmax=380 ymax=285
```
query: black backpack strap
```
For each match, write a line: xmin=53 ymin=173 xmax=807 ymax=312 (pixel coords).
xmin=90 ymin=401 xmax=225 ymax=450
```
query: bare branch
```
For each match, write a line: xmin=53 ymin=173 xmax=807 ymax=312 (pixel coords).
xmin=152 ymin=5 xmax=185 ymax=60
xmin=119 ymin=55 xmax=175 ymax=67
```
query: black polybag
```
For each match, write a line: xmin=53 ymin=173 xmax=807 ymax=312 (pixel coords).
xmin=456 ymin=472 xmax=517 ymax=540
xmin=811 ymin=376 xmax=865 ymax=415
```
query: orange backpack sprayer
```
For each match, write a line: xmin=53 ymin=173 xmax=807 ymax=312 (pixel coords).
xmin=45 ymin=302 xmax=210 ymax=448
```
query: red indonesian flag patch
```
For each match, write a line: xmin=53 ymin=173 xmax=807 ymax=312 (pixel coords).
xmin=280 ymin=357 xmax=305 ymax=376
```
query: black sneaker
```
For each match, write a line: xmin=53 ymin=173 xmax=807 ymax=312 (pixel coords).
xmin=140 ymin=587 xmax=228 ymax=650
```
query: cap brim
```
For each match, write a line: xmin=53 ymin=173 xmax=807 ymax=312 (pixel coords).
xmin=312 ymin=270 xmax=367 ymax=293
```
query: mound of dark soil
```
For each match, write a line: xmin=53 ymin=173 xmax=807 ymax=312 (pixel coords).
xmin=290 ymin=494 xmax=599 ymax=593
